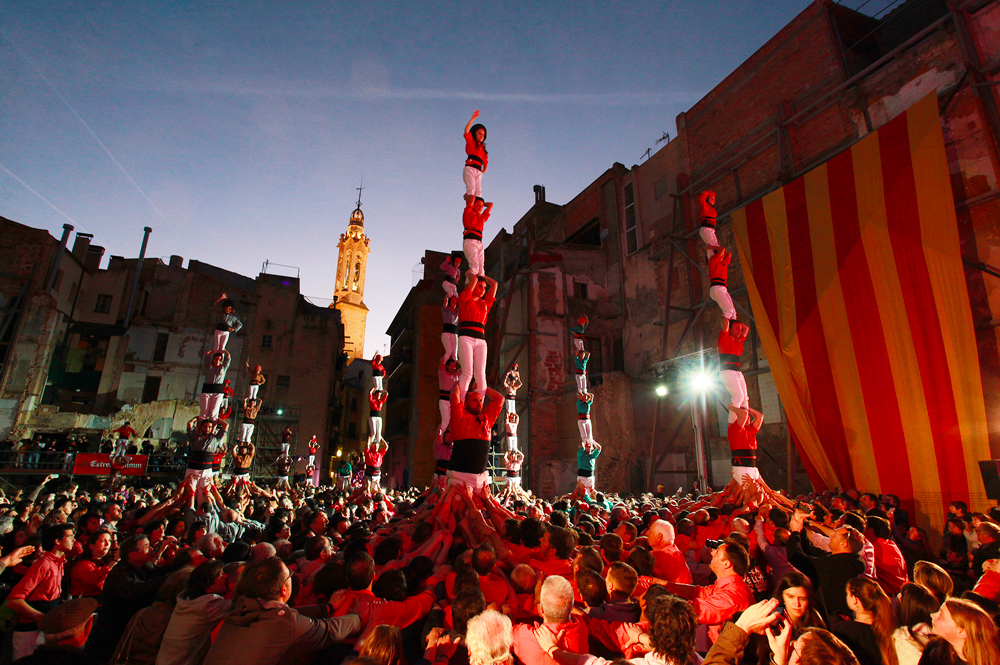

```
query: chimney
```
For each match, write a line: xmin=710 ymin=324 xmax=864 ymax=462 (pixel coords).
xmin=169 ymin=255 xmax=183 ymax=268
xmin=85 ymin=245 xmax=105 ymax=271
xmin=533 ymin=184 xmax=546 ymax=204
xmin=72 ymin=233 xmax=93 ymax=262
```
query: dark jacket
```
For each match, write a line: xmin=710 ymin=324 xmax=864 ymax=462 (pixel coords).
xmin=786 ymin=531 xmax=865 ymax=621
xmin=204 ymin=597 xmax=361 ymax=665
xmin=85 ymin=561 xmax=167 ymax=663
xmin=12 ymin=644 xmax=99 ymax=665
xmin=108 ymin=599 xmax=175 ymax=665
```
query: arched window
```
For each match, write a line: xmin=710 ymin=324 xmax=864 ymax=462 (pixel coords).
xmin=353 ymin=261 xmax=361 ymax=291
xmin=343 ymin=253 xmax=351 ymax=290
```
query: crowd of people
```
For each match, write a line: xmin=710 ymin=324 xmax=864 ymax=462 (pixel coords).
xmin=0 ymin=468 xmax=995 ymax=665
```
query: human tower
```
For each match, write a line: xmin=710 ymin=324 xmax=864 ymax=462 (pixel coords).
xmin=700 ymin=192 xmax=793 ymax=508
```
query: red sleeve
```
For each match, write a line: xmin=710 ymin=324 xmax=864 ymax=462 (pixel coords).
xmin=8 ymin=560 xmax=46 ymax=601
xmin=464 ymin=132 xmax=476 ymax=153
xmin=585 ymin=616 xmax=626 ymax=652
xmin=484 ymin=396 xmax=504 ymax=427
xmin=483 ymin=294 xmax=496 ymax=312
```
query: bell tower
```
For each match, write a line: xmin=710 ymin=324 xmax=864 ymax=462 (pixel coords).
xmin=332 ymin=188 xmax=370 ymax=361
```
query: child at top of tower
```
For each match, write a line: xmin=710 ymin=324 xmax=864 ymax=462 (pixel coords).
xmin=698 ymin=190 xmax=722 ymax=259
xmin=463 ymin=110 xmax=488 ymax=202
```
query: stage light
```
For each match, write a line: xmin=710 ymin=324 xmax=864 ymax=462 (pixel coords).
xmin=276 ymin=408 xmax=284 ymax=416
xmin=689 ymin=372 xmax=713 ymax=391
xmin=336 ymin=448 xmax=343 ymax=457
xmin=655 ymin=385 xmax=668 ymax=397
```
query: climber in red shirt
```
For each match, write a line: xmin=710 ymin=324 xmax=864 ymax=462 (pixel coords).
xmin=448 ymin=383 xmax=503 ymax=495
xmin=698 ymin=190 xmax=721 ymax=259
xmin=718 ymin=317 xmax=749 ymax=411
xmin=458 ymin=272 xmax=498 ymax=400
xmin=463 ymin=110 xmax=488 ymax=201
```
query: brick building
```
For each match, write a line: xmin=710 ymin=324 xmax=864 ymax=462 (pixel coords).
xmin=383 ymin=250 xmax=454 ymax=489
xmin=0 ymin=216 xmax=348 ymax=478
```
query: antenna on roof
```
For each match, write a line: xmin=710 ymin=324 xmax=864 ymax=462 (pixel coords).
xmin=655 ymin=132 xmax=671 ymax=145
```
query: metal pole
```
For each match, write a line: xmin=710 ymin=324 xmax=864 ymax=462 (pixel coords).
xmin=691 ymin=398 xmax=707 ymax=492
xmin=649 ymin=395 xmax=660 ymax=491
xmin=124 ymin=227 xmax=152 ymax=328
xmin=44 ymin=224 xmax=74 ymax=292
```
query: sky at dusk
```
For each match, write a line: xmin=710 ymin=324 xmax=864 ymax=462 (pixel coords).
xmin=1 ymin=1 xmax=882 ymax=358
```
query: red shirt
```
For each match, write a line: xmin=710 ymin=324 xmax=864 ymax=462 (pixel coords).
xmin=464 ymin=132 xmax=488 ymax=171
xmin=709 ymin=251 xmax=731 ymax=287
xmin=512 ymin=616 xmax=588 ymax=665
xmin=450 ymin=391 xmax=503 ymax=443
xmin=9 ymin=552 xmax=65 ymax=623
xmin=371 ymin=358 xmax=385 ymax=376
xmin=462 ymin=205 xmax=491 ymax=240
xmin=718 ymin=331 xmax=744 ymax=370
xmin=114 ymin=426 xmax=136 ymax=439
xmin=973 ymin=570 xmax=1000 ymax=601
xmin=873 ymin=538 xmax=909 ymax=596
xmin=69 ymin=559 xmax=114 ymax=597
xmin=369 ymin=393 xmax=387 ymax=413
xmin=670 ymin=575 xmax=755 ymax=642
xmin=652 ymin=545 xmax=693 ymax=584
xmin=727 ymin=422 xmax=746 ymax=453
xmin=458 ymin=289 xmax=494 ymax=327
xmin=526 ymin=556 xmax=574 ymax=581
xmin=365 ymin=448 xmax=385 ymax=468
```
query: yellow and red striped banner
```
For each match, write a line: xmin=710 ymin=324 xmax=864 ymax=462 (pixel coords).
xmin=730 ymin=91 xmax=990 ymax=513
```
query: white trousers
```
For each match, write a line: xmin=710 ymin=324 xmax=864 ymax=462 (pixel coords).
xmin=709 ymin=285 xmax=737 ymax=320
xmin=699 ymin=227 xmax=719 ymax=259
xmin=507 ymin=435 xmax=518 ymax=451
xmin=458 ymin=336 xmax=488 ymax=399
xmin=463 ymin=238 xmax=485 ymax=277
xmin=463 ymin=165 xmax=483 ymax=198
xmin=249 ymin=384 xmax=259 ymax=399
xmin=114 ymin=439 xmax=128 ymax=457
xmin=443 ymin=281 xmax=458 ymax=299
xmin=308 ymin=454 xmax=315 ymax=465
xmin=368 ymin=416 xmax=383 ymax=445
xmin=720 ymin=369 xmax=749 ymax=409
xmin=439 ymin=399 xmax=451 ymax=434
xmin=366 ymin=473 xmax=381 ymax=493
xmin=578 ymin=475 xmax=595 ymax=490
xmin=441 ymin=332 xmax=458 ymax=363
xmin=200 ymin=392 xmax=223 ymax=419
xmin=337 ymin=476 xmax=351 ymax=492
xmin=573 ymin=338 xmax=584 ymax=353
xmin=575 ymin=374 xmax=588 ymax=393
xmin=506 ymin=476 xmax=521 ymax=487
xmin=281 ymin=443 xmax=289 ymax=454
xmin=373 ymin=375 xmax=383 ymax=390
xmin=183 ymin=468 xmax=214 ymax=505
xmin=732 ymin=466 xmax=761 ymax=484
xmin=241 ymin=423 xmax=255 ymax=442
xmin=214 ymin=330 xmax=230 ymax=352
xmin=448 ymin=469 xmax=489 ymax=493
xmin=506 ymin=398 xmax=515 ymax=413
xmin=578 ymin=419 xmax=593 ymax=443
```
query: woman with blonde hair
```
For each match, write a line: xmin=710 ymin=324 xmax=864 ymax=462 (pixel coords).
xmin=833 ymin=576 xmax=897 ymax=665
xmin=926 ymin=598 xmax=1000 ymax=665
xmin=359 ymin=624 xmax=405 ymax=665
xmin=914 ymin=560 xmax=954 ymax=605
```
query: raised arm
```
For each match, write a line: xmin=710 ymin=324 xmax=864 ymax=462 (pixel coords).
xmin=464 ymin=271 xmax=479 ymax=292
xmin=726 ymin=403 xmax=750 ymax=428
xmin=721 ymin=317 xmax=731 ymax=333
xmin=464 ymin=110 xmax=480 ymax=136
xmin=483 ymin=275 xmax=498 ymax=299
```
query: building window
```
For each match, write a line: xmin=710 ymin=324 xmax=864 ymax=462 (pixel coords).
xmin=260 ymin=334 xmax=273 ymax=349
xmin=573 ymin=281 xmax=589 ymax=301
xmin=94 ymin=294 xmax=112 ymax=314
xmin=347 ymin=422 xmax=357 ymax=439
xmin=351 ymin=397 xmax=358 ymax=412
xmin=624 ymin=183 xmax=638 ymax=254
xmin=612 ymin=337 xmax=624 ymax=372
xmin=353 ymin=261 xmax=361 ymax=291
xmin=654 ymin=176 xmax=670 ymax=199
xmin=141 ymin=375 xmax=162 ymax=403
xmin=139 ymin=290 xmax=149 ymax=316
xmin=276 ymin=375 xmax=290 ymax=388
xmin=152 ymin=332 xmax=169 ymax=362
